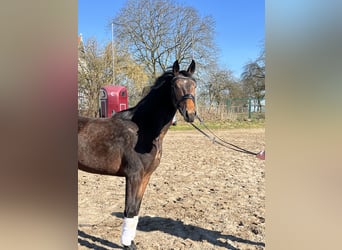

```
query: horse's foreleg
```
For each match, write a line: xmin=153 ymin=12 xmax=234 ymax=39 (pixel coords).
xmin=121 ymin=172 xmax=152 ymax=249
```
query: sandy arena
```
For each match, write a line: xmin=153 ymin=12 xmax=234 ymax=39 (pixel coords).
xmin=78 ymin=128 xmax=265 ymax=249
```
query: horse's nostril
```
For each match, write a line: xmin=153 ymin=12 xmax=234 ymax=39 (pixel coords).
xmin=184 ymin=111 xmax=195 ymax=122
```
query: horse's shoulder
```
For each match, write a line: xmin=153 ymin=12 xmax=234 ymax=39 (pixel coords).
xmin=110 ymin=116 xmax=138 ymax=134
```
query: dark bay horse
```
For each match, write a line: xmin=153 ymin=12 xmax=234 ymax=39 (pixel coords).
xmin=78 ymin=60 xmax=197 ymax=249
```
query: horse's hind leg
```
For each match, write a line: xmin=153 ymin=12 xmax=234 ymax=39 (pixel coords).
xmin=121 ymin=172 xmax=152 ymax=249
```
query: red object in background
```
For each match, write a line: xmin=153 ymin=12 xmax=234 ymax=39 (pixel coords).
xmin=99 ymin=85 xmax=128 ymax=117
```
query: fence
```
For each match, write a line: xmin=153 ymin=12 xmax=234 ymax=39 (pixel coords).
xmin=227 ymin=98 xmax=265 ymax=117
xmin=79 ymin=98 xmax=265 ymax=121
xmin=193 ymin=98 xmax=265 ymax=122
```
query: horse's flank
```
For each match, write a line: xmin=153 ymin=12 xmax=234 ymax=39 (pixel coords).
xmin=78 ymin=113 xmax=170 ymax=177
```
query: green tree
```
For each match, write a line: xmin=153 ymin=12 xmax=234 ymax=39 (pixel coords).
xmin=78 ymin=37 xmax=149 ymax=117
xmin=103 ymin=44 xmax=149 ymax=105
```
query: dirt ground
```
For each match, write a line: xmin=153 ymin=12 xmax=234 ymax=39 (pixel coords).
xmin=78 ymin=128 xmax=265 ymax=250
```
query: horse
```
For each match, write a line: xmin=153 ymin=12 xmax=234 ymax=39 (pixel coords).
xmin=78 ymin=60 xmax=197 ymax=249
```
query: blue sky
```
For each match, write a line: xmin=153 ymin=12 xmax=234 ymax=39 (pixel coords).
xmin=78 ymin=0 xmax=264 ymax=78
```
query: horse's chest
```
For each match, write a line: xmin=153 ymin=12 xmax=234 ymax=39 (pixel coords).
xmin=146 ymin=149 xmax=162 ymax=174
xmin=154 ymin=137 xmax=163 ymax=160
xmin=143 ymin=139 xmax=163 ymax=173
xmin=154 ymin=148 xmax=162 ymax=165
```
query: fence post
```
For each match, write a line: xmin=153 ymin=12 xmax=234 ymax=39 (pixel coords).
xmin=248 ymin=97 xmax=252 ymax=119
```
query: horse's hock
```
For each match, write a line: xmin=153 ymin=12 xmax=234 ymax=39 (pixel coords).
xmin=78 ymin=128 xmax=265 ymax=250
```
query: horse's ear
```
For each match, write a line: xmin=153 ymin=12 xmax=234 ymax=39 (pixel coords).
xmin=187 ymin=60 xmax=196 ymax=75
xmin=173 ymin=60 xmax=179 ymax=75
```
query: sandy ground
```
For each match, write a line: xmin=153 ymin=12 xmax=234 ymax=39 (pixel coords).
xmin=78 ymin=128 xmax=265 ymax=250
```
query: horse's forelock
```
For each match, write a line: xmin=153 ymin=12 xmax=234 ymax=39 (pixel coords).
xmin=178 ymin=70 xmax=192 ymax=77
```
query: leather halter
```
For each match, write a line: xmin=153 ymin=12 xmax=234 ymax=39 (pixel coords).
xmin=171 ymin=75 xmax=196 ymax=108
xmin=176 ymin=93 xmax=195 ymax=107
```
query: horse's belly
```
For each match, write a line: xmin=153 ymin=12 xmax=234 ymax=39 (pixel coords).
xmin=78 ymin=135 xmax=122 ymax=175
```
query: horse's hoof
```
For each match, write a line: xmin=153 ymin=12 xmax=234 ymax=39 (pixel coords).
xmin=123 ymin=240 xmax=137 ymax=250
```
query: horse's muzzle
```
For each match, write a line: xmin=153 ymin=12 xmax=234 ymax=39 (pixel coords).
xmin=177 ymin=94 xmax=196 ymax=122
xmin=184 ymin=110 xmax=196 ymax=123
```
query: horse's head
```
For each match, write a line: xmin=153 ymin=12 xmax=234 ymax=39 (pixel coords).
xmin=171 ymin=60 xmax=197 ymax=123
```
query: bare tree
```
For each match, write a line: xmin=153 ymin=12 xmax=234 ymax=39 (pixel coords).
xmin=204 ymin=69 xmax=242 ymax=109
xmin=112 ymin=0 xmax=216 ymax=80
xmin=241 ymin=49 xmax=265 ymax=112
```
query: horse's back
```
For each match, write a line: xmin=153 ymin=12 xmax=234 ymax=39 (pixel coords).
xmin=78 ymin=115 xmax=92 ymax=132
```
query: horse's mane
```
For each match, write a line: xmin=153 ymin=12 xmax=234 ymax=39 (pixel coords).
xmin=117 ymin=67 xmax=194 ymax=153
xmin=134 ymin=70 xmax=174 ymax=108
xmin=143 ymin=69 xmax=194 ymax=99
xmin=118 ymin=70 xmax=175 ymax=121
xmin=118 ymin=68 xmax=194 ymax=121
xmin=120 ymin=70 xmax=177 ymax=152
xmin=152 ymin=71 xmax=174 ymax=89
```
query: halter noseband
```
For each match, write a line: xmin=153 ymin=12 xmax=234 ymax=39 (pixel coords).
xmin=176 ymin=93 xmax=196 ymax=107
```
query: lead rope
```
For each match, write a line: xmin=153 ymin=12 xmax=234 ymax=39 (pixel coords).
xmin=191 ymin=115 xmax=265 ymax=160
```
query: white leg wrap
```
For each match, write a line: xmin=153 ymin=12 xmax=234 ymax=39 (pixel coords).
xmin=121 ymin=216 xmax=139 ymax=246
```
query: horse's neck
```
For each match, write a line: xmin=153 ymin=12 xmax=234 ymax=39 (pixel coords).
xmin=135 ymin=93 xmax=174 ymax=124
xmin=129 ymin=90 xmax=175 ymax=153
